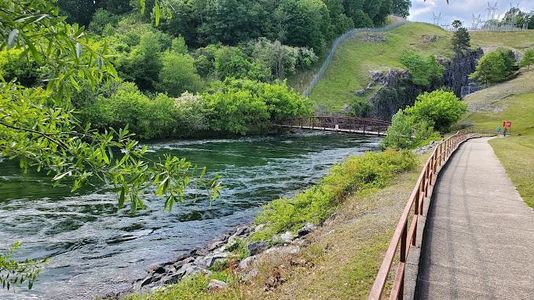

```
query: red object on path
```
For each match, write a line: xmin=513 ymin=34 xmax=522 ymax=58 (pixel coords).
xmin=503 ymin=121 xmax=512 ymax=129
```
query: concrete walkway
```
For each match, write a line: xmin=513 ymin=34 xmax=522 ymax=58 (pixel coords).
xmin=416 ymin=138 xmax=534 ymax=299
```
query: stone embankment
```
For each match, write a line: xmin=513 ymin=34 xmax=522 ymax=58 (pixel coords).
xmin=106 ymin=222 xmax=317 ymax=298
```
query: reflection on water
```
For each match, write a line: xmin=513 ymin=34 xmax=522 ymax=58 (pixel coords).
xmin=0 ymin=133 xmax=380 ymax=299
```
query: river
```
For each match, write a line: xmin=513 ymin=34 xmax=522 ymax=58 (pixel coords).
xmin=0 ymin=133 xmax=380 ymax=299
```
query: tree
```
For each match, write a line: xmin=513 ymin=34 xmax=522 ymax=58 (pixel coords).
xmin=520 ymin=49 xmax=534 ymax=70
xmin=392 ymin=0 xmax=411 ymax=18
xmin=501 ymin=7 xmax=528 ymax=28
xmin=405 ymin=90 xmax=467 ymax=133
xmin=88 ymin=8 xmax=119 ymax=35
xmin=451 ymin=19 xmax=462 ymax=29
xmin=451 ymin=27 xmax=471 ymax=54
xmin=275 ymin=0 xmax=331 ymax=54
xmin=203 ymin=79 xmax=311 ymax=134
xmin=323 ymin=0 xmax=354 ymax=36
xmin=471 ymin=48 xmax=518 ymax=84
xmin=159 ymin=52 xmax=203 ymax=97
xmin=382 ymin=90 xmax=466 ymax=149
xmin=400 ymin=52 xmax=444 ymax=86
xmin=1 ymin=0 xmax=219 ymax=290
xmin=116 ymin=30 xmax=164 ymax=91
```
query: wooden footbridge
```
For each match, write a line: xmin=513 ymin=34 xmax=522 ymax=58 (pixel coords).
xmin=279 ymin=116 xmax=390 ymax=136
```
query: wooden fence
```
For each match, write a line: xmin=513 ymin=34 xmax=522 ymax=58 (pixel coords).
xmin=368 ymin=132 xmax=481 ymax=299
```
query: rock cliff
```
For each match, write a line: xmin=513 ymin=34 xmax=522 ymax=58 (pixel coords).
xmin=363 ymin=48 xmax=483 ymax=120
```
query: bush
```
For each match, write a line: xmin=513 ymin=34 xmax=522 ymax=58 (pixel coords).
xmin=520 ymin=49 xmax=534 ymax=70
xmin=158 ymin=52 xmax=203 ymax=97
xmin=470 ymin=48 xmax=518 ymax=84
xmin=400 ymin=52 xmax=444 ymax=86
xmin=382 ymin=90 xmax=466 ymax=149
xmin=382 ymin=111 xmax=439 ymax=150
xmin=252 ymin=150 xmax=416 ymax=241
xmin=80 ymin=83 xmax=177 ymax=140
xmin=203 ymin=89 xmax=269 ymax=135
xmin=203 ymin=79 xmax=311 ymax=134
xmin=406 ymin=90 xmax=467 ymax=133
xmin=173 ymin=92 xmax=208 ymax=136
xmin=213 ymin=46 xmax=270 ymax=81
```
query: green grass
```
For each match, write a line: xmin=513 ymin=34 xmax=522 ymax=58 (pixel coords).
xmin=471 ymin=30 xmax=534 ymax=51
xmin=251 ymin=150 xmax=416 ymax=242
xmin=309 ymin=22 xmax=452 ymax=111
xmin=463 ymin=74 xmax=534 ymax=207
xmin=125 ymin=272 xmax=242 ymax=300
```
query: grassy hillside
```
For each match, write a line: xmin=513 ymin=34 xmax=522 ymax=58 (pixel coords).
xmin=471 ymin=30 xmax=534 ymax=51
xmin=308 ymin=22 xmax=452 ymax=111
xmin=462 ymin=70 xmax=534 ymax=207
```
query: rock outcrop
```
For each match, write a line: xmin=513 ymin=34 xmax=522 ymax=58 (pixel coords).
xmin=364 ymin=49 xmax=483 ymax=120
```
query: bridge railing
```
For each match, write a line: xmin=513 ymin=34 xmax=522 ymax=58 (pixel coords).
xmin=281 ymin=116 xmax=391 ymax=136
xmin=368 ymin=132 xmax=482 ymax=299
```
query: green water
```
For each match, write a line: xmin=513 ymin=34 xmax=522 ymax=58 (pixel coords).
xmin=0 ymin=133 xmax=380 ymax=299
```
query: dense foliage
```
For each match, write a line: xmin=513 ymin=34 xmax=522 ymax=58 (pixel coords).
xmin=59 ymin=0 xmax=405 ymax=53
xmin=400 ymin=52 xmax=444 ymax=86
xmin=81 ymin=80 xmax=312 ymax=138
xmin=470 ymin=48 xmax=519 ymax=84
xmin=382 ymin=90 xmax=467 ymax=149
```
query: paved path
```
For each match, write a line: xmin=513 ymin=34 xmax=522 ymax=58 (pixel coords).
xmin=416 ymin=138 xmax=534 ymax=299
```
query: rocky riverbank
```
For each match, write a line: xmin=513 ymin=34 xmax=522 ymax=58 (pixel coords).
xmin=106 ymin=222 xmax=317 ymax=298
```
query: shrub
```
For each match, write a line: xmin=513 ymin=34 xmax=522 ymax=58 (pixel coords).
xmin=213 ymin=46 xmax=270 ymax=81
xmin=80 ymin=83 xmax=177 ymax=139
xmin=406 ymin=90 xmax=467 ymax=133
xmin=252 ymin=150 xmax=416 ymax=241
xmin=382 ymin=111 xmax=439 ymax=150
xmin=400 ymin=52 xmax=444 ymax=86
xmin=520 ymin=49 xmax=534 ymax=70
xmin=470 ymin=48 xmax=518 ymax=84
xmin=203 ymin=79 xmax=311 ymax=134
xmin=158 ymin=52 xmax=203 ymax=97
xmin=203 ymin=88 xmax=270 ymax=135
xmin=174 ymin=92 xmax=208 ymax=136
xmin=381 ymin=90 xmax=466 ymax=150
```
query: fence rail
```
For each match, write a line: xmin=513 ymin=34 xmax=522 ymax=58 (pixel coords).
xmin=280 ymin=116 xmax=390 ymax=136
xmin=368 ymin=132 xmax=485 ymax=299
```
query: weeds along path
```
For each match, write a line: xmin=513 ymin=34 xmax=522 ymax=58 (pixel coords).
xmin=303 ymin=19 xmax=407 ymax=97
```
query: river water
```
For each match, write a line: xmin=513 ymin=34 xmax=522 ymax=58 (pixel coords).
xmin=0 ymin=133 xmax=380 ymax=299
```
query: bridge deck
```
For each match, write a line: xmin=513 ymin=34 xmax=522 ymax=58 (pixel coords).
xmin=279 ymin=125 xmax=387 ymax=136
xmin=416 ymin=138 xmax=534 ymax=299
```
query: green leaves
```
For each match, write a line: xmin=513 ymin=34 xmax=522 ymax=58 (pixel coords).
xmin=471 ymin=48 xmax=519 ymax=84
xmin=400 ymin=52 xmax=444 ymax=86
xmin=0 ymin=242 xmax=45 ymax=291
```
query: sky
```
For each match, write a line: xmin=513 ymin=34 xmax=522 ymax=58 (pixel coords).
xmin=409 ymin=0 xmax=534 ymax=28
